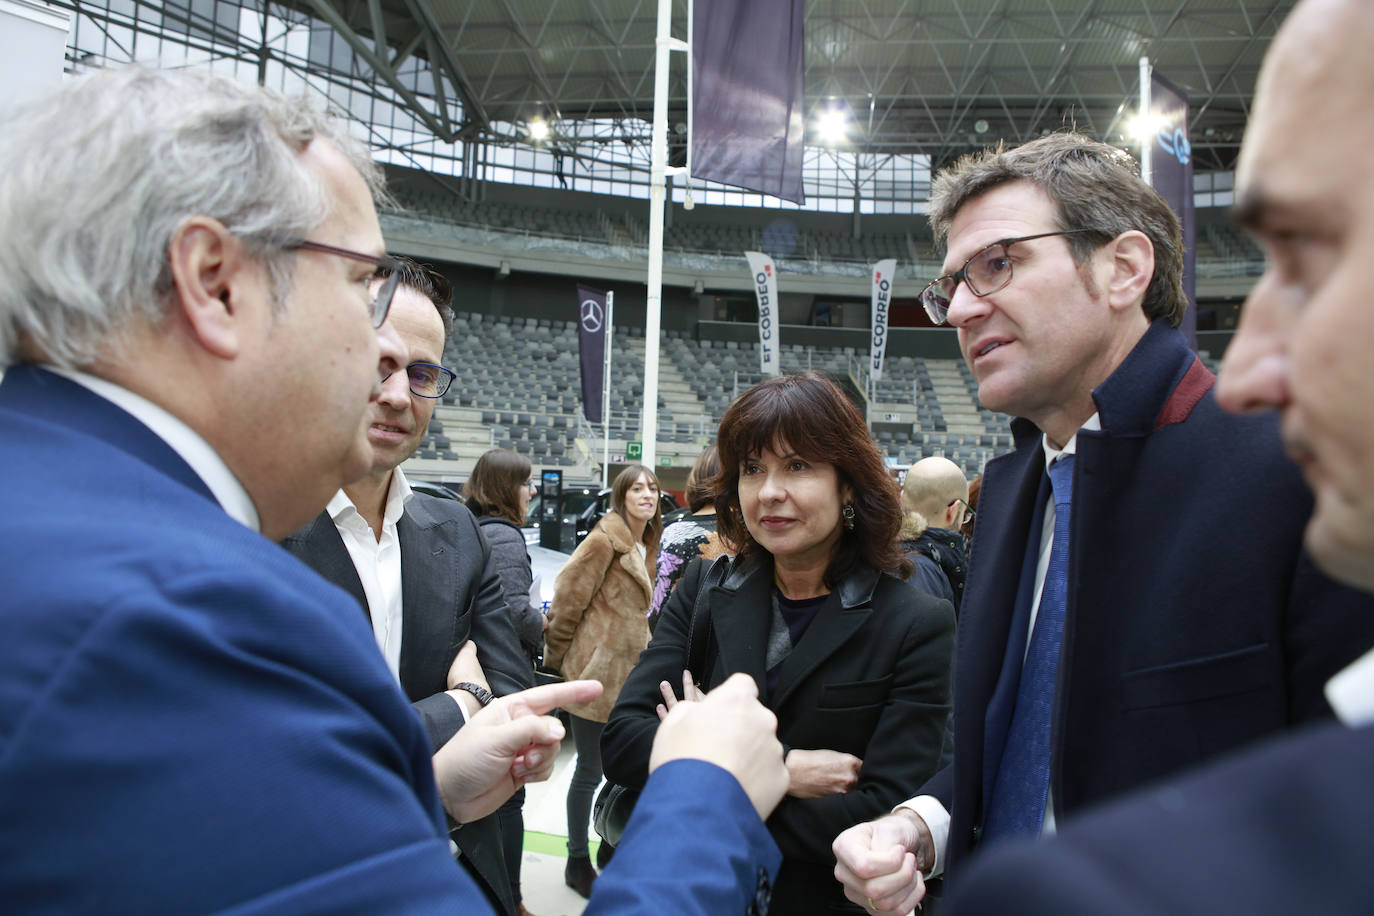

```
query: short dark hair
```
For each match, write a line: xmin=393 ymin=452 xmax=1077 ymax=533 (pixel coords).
xmin=611 ymin=464 xmax=663 ymax=549
xmin=685 ymin=445 xmax=721 ymax=514
xmin=712 ymin=371 xmax=909 ymax=585
xmin=463 ymin=448 xmax=531 ymax=526
xmin=376 ymin=256 xmax=454 ymax=343
xmin=930 ymin=131 xmax=1187 ymax=327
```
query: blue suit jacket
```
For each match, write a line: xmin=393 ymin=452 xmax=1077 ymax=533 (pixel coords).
xmin=946 ymin=719 xmax=1374 ymax=915
xmin=920 ymin=321 xmax=1374 ymax=881
xmin=0 ymin=366 xmax=780 ymax=914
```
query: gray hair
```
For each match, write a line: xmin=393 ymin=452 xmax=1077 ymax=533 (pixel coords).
xmin=0 ymin=66 xmax=387 ymax=369
xmin=929 ymin=132 xmax=1186 ymax=327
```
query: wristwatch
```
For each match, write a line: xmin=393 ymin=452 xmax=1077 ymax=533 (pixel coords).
xmin=452 ymin=682 xmax=495 ymax=707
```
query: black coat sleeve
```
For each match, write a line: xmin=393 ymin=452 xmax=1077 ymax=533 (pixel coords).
xmin=601 ymin=557 xmax=708 ymax=789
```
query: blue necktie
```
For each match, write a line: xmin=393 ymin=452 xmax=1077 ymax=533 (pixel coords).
xmin=983 ymin=453 xmax=1075 ymax=842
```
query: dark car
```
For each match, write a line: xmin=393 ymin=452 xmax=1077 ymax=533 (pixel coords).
xmin=410 ymin=480 xmax=464 ymax=501
xmin=574 ymin=488 xmax=680 ymax=545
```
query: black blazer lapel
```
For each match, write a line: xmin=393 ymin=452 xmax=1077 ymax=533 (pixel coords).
xmin=281 ymin=512 xmax=370 ymax=620
xmin=396 ymin=503 xmax=464 ymax=702
xmin=708 ymin=562 xmax=772 ymax=691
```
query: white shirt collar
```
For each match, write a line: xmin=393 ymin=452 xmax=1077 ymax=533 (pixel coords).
xmin=327 ymin=466 xmax=415 ymax=528
xmin=1041 ymin=412 xmax=1102 ymax=467
xmin=47 ymin=365 xmax=259 ymax=531
xmin=1326 ymin=648 xmax=1374 ymax=728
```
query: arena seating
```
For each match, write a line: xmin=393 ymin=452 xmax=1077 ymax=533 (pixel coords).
xmin=404 ymin=312 xmax=1017 ymax=481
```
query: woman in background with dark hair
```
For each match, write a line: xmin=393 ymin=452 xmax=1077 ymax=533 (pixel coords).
xmin=650 ymin=444 xmax=731 ymax=630
xmin=545 ymin=464 xmax=662 ymax=899
xmin=463 ymin=448 xmax=545 ymax=916
xmin=603 ymin=371 xmax=955 ymax=914
xmin=464 ymin=448 xmax=545 ymax=662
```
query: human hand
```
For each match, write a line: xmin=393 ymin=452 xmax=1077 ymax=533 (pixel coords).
xmin=447 ymin=640 xmax=489 ymax=691
xmin=832 ymin=810 xmax=932 ymax=914
xmin=785 ymin=747 xmax=862 ymax=798
xmin=433 ymin=679 xmax=603 ymax=824
xmin=649 ymin=672 xmax=787 ymax=820
xmin=654 ymin=669 xmax=707 ymax=722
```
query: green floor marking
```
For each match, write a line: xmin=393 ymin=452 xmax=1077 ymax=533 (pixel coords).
xmin=523 ymin=830 xmax=601 ymax=860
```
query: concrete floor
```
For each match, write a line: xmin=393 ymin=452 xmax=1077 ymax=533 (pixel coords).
xmin=514 ymin=738 xmax=595 ymax=916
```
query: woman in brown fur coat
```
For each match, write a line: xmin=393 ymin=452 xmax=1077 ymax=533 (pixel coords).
xmin=544 ymin=464 xmax=661 ymax=898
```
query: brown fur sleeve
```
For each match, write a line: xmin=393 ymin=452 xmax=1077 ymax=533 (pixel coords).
xmin=544 ymin=529 xmax=616 ymax=668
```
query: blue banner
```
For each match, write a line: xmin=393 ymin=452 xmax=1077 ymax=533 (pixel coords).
xmin=691 ymin=0 xmax=805 ymax=205
xmin=1149 ymin=70 xmax=1196 ymax=346
xmin=576 ymin=284 xmax=608 ymax=424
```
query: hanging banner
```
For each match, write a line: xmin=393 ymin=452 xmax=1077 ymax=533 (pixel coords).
xmin=1148 ymin=70 xmax=1196 ymax=346
xmin=576 ymin=283 xmax=608 ymax=423
xmin=690 ymin=0 xmax=805 ymax=204
xmin=870 ymin=258 xmax=896 ymax=381
xmin=744 ymin=251 xmax=780 ymax=376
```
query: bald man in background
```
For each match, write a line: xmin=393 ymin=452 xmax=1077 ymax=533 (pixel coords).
xmin=900 ymin=456 xmax=972 ymax=610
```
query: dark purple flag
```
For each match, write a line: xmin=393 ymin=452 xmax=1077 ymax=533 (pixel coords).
xmin=1149 ymin=71 xmax=1196 ymax=346
xmin=576 ymin=284 xmax=608 ymax=424
xmin=691 ymin=0 xmax=805 ymax=205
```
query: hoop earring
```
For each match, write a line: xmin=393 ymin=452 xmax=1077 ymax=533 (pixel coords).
xmin=842 ymin=503 xmax=856 ymax=530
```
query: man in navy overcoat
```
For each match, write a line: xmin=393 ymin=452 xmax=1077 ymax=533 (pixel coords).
xmin=943 ymin=1 xmax=1374 ymax=911
xmin=835 ymin=124 xmax=1374 ymax=913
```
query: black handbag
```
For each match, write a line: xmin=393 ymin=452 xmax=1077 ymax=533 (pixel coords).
xmin=592 ymin=555 xmax=728 ymax=848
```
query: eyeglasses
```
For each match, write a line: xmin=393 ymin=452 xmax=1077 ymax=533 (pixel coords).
xmin=382 ymin=362 xmax=457 ymax=399
xmin=949 ymin=497 xmax=975 ymax=524
xmin=920 ymin=229 xmax=1096 ymax=325
xmin=286 ymin=240 xmax=402 ymax=328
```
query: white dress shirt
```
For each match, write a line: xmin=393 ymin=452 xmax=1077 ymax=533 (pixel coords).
xmin=47 ymin=366 xmax=259 ymax=531
xmin=1327 ymin=647 xmax=1374 ymax=728
xmin=901 ymin=414 xmax=1101 ymax=877
xmin=327 ymin=469 xmax=414 ymax=682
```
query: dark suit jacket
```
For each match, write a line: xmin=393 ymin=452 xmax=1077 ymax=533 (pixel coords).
xmin=922 ymin=320 xmax=1374 ymax=881
xmin=0 ymin=366 xmax=783 ymax=916
xmin=946 ymin=719 xmax=1374 ymax=915
xmin=604 ymin=554 xmax=955 ymax=913
xmin=282 ymin=497 xmax=532 ymax=915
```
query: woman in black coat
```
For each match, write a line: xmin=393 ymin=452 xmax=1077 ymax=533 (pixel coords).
xmin=463 ymin=447 xmax=544 ymax=916
xmin=465 ymin=448 xmax=545 ymax=663
xmin=602 ymin=372 xmax=955 ymax=914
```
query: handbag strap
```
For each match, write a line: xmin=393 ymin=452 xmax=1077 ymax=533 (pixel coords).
xmin=685 ymin=555 xmax=729 ymax=685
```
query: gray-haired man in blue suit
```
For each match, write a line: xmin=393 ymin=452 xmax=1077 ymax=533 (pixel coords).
xmin=0 ymin=66 xmax=786 ymax=915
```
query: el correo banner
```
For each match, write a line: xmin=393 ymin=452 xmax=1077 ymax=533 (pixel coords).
xmin=744 ymin=251 xmax=780 ymax=376
xmin=870 ymin=258 xmax=896 ymax=381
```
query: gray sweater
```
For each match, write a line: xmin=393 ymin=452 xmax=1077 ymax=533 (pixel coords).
xmin=477 ymin=516 xmax=545 ymax=658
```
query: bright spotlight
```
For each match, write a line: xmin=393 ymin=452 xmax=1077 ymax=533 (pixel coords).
xmin=528 ymin=118 xmax=549 ymax=141
xmin=1129 ymin=112 xmax=1166 ymax=142
xmin=816 ymin=107 xmax=849 ymax=144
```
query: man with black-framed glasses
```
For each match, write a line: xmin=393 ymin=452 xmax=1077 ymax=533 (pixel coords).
xmin=835 ymin=131 xmax=1374 ymax=914
xmin=283 ymin=256 xmax=532 ymax=915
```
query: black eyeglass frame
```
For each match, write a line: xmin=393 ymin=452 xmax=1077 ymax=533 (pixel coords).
xmin=949 ymin=496 xmax=976 ymax=523
xmin=286 ymin=239 xmax=402 ymax=328
xmin=920 ymin=229 xmax=1097 ymax=325
xmin=383 ymin=361 xmax=457 ymax=399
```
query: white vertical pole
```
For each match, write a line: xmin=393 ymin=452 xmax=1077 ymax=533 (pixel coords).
xmin=642 ymin=0 xmax=676 ymax=471
xmin=1139 ymin=56 xmax=1153 ymax=185
xmin=602 ymin=291 xmax=614 ymax=489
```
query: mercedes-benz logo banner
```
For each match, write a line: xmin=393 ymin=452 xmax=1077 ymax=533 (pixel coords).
xmin=576 ymin=283 xmax=609 ymax=424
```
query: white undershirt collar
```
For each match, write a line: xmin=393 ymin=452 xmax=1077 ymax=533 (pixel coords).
xmin=47 ymin=366 xmax=259 ymax=531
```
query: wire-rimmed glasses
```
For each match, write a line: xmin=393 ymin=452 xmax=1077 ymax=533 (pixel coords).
xmin=920 ymin=229 xmax=1096 ymax=325
xmin=287 ymin=240 xmax=402 ymax=328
